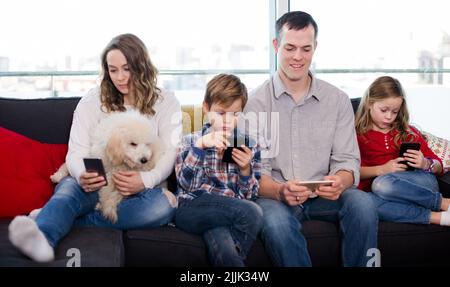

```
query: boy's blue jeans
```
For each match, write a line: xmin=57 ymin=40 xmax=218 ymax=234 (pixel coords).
xmin=256 ymin=187 xmax=378 ymax=267
xmin=369 ymin=170 xmax=441 ymax=224
xmin=174 ymin=193 xmax=263 ymax=267
xmin=36 ymin=176 xmax=176 ymax=247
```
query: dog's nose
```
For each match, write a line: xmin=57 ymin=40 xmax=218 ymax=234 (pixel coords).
xmin=140 ymin=157 xmax=148 ymax=164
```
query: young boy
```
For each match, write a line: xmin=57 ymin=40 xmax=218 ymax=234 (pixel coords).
xmin=174 ymin=74 xmax=262 ymax=267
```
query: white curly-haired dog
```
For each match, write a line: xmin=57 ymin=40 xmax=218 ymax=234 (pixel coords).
xmin=91 ymin=110 xmax=167 ymax=223
xmin=51 ymin=110 xmax=167 ymax=223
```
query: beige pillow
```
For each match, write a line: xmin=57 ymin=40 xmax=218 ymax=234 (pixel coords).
xmin=422 ymin=131 xmax=450 ymax=173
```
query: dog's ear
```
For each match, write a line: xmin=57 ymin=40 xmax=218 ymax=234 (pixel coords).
xmin=106 ymin=131 xmax=125 ymax=166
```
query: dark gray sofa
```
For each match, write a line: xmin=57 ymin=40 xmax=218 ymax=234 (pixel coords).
xmin=1 ymin=96 xmax=449 ymax=267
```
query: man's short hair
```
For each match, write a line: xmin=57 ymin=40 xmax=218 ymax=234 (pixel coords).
xmin=276 ymin=11 xmax=318 ymax=42
xmin=204 ymin=74 xmax=248 ymax=109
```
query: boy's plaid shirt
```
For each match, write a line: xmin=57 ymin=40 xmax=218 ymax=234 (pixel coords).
xmin=175 ymin=123 xmax=261 ymax=202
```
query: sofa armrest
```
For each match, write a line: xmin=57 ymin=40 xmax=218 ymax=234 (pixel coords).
xmin=438 ymin=172 xmax=450 ymax=198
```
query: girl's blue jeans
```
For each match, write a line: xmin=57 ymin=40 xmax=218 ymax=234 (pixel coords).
xmin=369 ymin=170 xmax=441 ymax=225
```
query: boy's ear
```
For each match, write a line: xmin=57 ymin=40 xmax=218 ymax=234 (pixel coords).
xmin=202 ymin=101 xmax=210 ymax=114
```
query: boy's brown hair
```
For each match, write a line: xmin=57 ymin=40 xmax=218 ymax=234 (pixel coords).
xmin=204 ymin=74 xmax=248 ymax=109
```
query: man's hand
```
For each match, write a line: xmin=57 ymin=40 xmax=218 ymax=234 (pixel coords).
xmin=315 ymin=174 xmax=346 ymax=201
xmin=112 ymin=171 xmax=145 ymax=196
xmin=279 ymin=180 xmax=312 ymax=206
xmin=79 ymin=171 xmax=106 ymax=192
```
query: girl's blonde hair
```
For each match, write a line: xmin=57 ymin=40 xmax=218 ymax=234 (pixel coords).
xmin=355 ymin=76 xmax=414 ymax=147
xmin=100 ymin=33 xmax=160 ymax=115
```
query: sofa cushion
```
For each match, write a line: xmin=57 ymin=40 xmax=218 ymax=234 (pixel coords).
xmin=124 ymin=221 xmax=340 ymax=267
xmin=0 ymin=219 xmax=124 ymax=267
xmin=0 ymin=127 xmax=67 ymax=218
xmin=0 ymin=97 xmax=80 ymax=144
xmin=422 ymin=131 xmax=450 ymax=173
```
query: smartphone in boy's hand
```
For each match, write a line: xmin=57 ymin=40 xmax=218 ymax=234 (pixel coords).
xmin=398 ymin=142 xmax=421 ymax=171
xmin=222 ymin=147 xmax=244 ymax=164
xmin=221 ymin=133 xmax=249 ymax=164
xmin=83 ymin=158 xmax=108 ymax=184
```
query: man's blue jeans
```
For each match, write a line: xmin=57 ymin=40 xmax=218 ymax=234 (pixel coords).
xmin=36 ymin=176 xmax=176 ymax=247
xmin=257 ymin=187 xmax=378 ymax=267
xmin=369 ymin=170 xmax=441 ymax=224
xmin=174 ymin=193 xmax=263 ymax=267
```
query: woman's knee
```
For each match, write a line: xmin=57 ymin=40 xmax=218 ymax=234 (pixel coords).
xmin=53 ymin=177 xmax=85 ymax=199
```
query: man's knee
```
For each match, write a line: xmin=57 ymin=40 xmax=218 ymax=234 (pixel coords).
xmin=342 ymin=189 xmax=377 ymax=224
xmin=257 ymin=199 xmax=299 ymax=237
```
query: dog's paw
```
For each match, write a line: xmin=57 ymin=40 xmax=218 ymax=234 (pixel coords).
xmin=50 ymin=163 xmax=69 ymax=183
xmin=100 ymin=206 xmax=118 ymax=224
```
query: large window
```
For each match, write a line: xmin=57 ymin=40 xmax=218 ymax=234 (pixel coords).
xmin=291 ymin=0 xmax=450 ymax=138
xmin=0 ymin=0 xmax=270 ymax=103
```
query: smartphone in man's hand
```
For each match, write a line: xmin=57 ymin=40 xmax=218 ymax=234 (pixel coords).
xmin=398 ymin=142 xmax=421 ymax=171
xmin=83 ymin=158 xmax=108 ymax=184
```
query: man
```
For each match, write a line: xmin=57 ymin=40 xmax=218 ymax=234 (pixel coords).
xmin=244 ymin=11 xmax=378 ymax=267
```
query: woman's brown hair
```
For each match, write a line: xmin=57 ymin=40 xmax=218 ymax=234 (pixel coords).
xmin=100 ymin=33 xmax=160 ymax=115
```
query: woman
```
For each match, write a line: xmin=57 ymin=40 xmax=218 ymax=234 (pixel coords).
xmin=8 ymin=33 xmax=181 ymax=262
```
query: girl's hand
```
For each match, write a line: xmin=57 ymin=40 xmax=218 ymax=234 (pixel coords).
xmin=79 ymin=171 xmax=107 ymax=192
xmin=112 ymin=171 xmax=145 ymax=196
xmin=232 ymin=145 xmax=253 ymax=176
xmin=402 ymin=149 xmax=428 ymax=170
xmin=379 ymin=158 xmax=408 ymax=175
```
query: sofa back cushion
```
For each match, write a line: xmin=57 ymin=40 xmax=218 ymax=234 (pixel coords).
xmin=0 ymin=97 xmax=80 ymax=144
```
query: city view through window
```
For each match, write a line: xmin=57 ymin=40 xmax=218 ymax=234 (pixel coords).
xmin=0 ymin=0 xmax=449 ymax=138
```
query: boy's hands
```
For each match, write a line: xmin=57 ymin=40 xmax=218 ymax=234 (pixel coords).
xmin=232 ymin=145 xmax=252 ymax=176
xmin=195 ymin=131 xmax=230 ymax=151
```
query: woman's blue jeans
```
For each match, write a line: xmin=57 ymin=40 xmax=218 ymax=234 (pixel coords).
xmin=174 ymin=193 xmax=263 ymax=267
xmin=256 ymin=187 xmax=378 ymax=267
xmin=369 ymin=170 xmax=441 ymax=224
xmin=36 ymin=176 xmax=176 ymax=248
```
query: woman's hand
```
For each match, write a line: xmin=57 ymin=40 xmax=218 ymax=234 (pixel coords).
xmin=379 ymin=158 xmax=408 ymax=175
xmin=232 ymin=146 xmax=253 ymax=176
xmin=112 ymin=171 xmax=145 ymax=196
xmin=402 ymin=149 xmax=428 ymax=170
xmin=79 ymin=171 xmax=106 ymax=192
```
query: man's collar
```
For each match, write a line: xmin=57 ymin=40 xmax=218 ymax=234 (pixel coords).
xmin=273 ymin=71 xmax=322 ymax=101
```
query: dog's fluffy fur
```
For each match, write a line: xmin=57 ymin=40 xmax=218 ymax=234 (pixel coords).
xmin=52 ymin=110 xmax=166 ymax=223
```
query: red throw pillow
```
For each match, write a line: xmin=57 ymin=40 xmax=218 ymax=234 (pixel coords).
xmin=0 ymin=127 xmax=68 ymax=218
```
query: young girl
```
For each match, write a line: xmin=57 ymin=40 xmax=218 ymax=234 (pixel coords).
xmin=355 ymin=76 xmax=450 ymax=227
xmin=8 ymin=34 xmax=181 ymax=262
